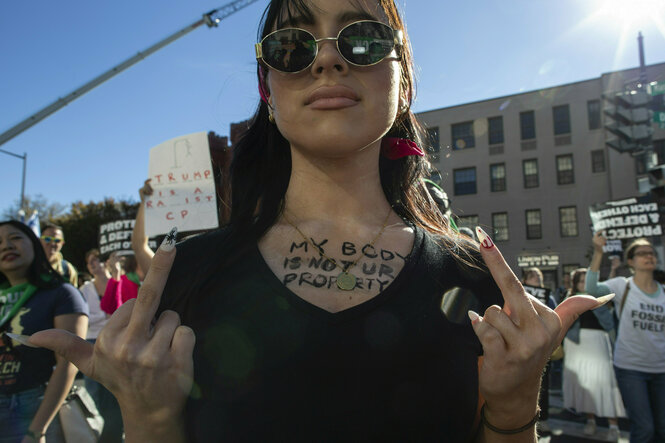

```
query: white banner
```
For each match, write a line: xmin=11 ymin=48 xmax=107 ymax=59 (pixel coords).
xmin=145 ymin=132 xmax=219 ymax=237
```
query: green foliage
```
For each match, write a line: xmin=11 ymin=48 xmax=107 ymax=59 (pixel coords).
xmin=52 ymin=198 xmax=139 ymax=272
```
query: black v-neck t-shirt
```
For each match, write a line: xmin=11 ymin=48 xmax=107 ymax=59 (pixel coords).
xmin=159 ymin=226 xmax=503 ymax=442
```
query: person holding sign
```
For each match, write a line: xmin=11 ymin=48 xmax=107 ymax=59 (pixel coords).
xmin=587 ymin=232 xmax=665 ymax=443
xmin=0 ymin=220 xmax=88 ymax=442
xmin=23 ymin=1 xmax=611 ymax=441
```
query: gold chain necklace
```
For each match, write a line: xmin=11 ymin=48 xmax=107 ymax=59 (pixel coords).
xmin=282 ymin=207 xmax=392 ymax=291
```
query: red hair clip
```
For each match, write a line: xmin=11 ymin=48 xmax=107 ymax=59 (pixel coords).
xmin=381 ymin=137 xmax=425 ymax=160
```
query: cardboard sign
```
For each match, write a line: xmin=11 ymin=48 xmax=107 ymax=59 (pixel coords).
xmin=523 ymin=285 xmax=552 ymax=306
xmin=589 ymin=196 xmax=662 ymax=240
xmin=98 ymin=219 xmax=158 ymax=258
xmin=145 ymin=132 xmax=219 ymax=237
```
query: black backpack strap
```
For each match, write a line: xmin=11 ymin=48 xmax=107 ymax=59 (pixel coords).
xmin=618 ymin=281 xmax=630 ymax=318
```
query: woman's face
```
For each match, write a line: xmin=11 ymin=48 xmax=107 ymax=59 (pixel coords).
xmin=266 ymin=0 xmax=402 ymax=157
xmin=86 ymin=254 xmax=105 ymax=276
xmin=576 ymin=273 xmax=586 ymax=293
xmin=628 ymin=245 xmax=657 ymax=271
xmin=0 ymin=224 xmax=35 ymax=280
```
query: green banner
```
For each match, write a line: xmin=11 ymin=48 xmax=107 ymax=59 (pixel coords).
xmin=654 ymin=111 xmax=665 ymax=124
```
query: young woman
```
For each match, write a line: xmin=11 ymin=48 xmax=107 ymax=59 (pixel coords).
xmin=0 ymin=220 xmax=88 ymax=442
xmin=29 ymin=1 xmax=606 ymax=441
xmin=563 ymin=268 xmax=624 ymax=439
xmin=587 ymin=233 xmax=665 ymax=442
xmin=100 ymin=252 xmax=140 ymax=315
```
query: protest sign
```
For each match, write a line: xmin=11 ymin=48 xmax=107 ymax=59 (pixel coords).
xmin=98 ymin=219 xmax=158 ymax=258
xmin=145 ymin=132 xmax=219 ymax=237
xmin=604 ymin=239 xmax=623 ymax=256
xmin=523 ymin=285 xmax=552 ymax=307
xmin=589 ymin=196 xmax=662 ymax=240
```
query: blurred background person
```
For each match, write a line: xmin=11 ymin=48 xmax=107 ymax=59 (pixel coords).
xmin=40 ymin=222 xmax=78 ymax=287
xmin=0 ymin=220 xmax=88 ymax=442
xmin=79 ymin=248 xmax=124 ymax=442
xmin=562 ymin=268 xmax=624 ymax=439
xmin=100 ymin=252 xmax=139 ymax=315
xmin=587 ymin=233 xmax=665 ymax=442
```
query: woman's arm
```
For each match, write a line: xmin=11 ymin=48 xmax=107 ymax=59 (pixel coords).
xmin=132 ymin=179 xmax=156 ymax=280
xmin=586 ymin=232 xmax=613 ymax=296
xmin=101 ymin=278 xmax=122 ymax=315
xmin=25 ymin=313 xmax=87 ymax=441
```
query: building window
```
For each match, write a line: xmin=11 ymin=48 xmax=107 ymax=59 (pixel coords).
xmin=426 ymin=126 xmax=440 ymax=162
xmin=587 ymin=99 xmax=601 ymax=130
xmin=451 ymin=121 xmax=475 ymax=150
xmin=492 ymin=212 xmax=509 ymax=241
xmin=559 ymin=206 xmax=579 ymax=237
xmin=553 ymin=104 xmax=571 ymax=135
xmin=520 ymin=111 xmax=536 ymax=140
xmin=556 ymin=154 xmax=574 ymax=185
xmin=453 ymin=167 xmax=477 ymax=195
xmin=526 ymin=209 xmax=542 ymax=240
xmin=456 ymin=215 xmax=478 ymax=231
xmin=591 ymin=149 xmax=606 ymax=173
xmin=523 ymin=159 xmax=539 ymax=188
xmin=488 ymin=116 xmax=504 ymax=145
xmin=490 ymin=163 xmax=506 ymax=192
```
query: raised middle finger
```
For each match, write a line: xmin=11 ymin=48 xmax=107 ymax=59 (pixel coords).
xmin=475 ymin=227 xmax=538 ymax=324
xmin=126 ymin=228 xmax=178 ymax=337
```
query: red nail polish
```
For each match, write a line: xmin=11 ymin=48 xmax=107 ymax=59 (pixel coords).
xmin=475 ymin=226 xmax=495 ymax=249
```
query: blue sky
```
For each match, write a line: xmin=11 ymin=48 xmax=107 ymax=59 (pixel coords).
xmin=1 ymin=0 xmax=664 ymax=214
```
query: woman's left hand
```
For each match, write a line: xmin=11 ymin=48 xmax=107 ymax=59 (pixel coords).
xmin=471 ymin=227 xmax=612 ymax=430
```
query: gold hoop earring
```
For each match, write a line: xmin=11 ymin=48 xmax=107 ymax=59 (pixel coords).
xmin=268 ymin=112 xmax=275 ymax=124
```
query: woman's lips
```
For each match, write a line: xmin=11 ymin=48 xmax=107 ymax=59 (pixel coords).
xmin=1 ymin=254 xmax=18 ymax=262
xmin=306 ymin=85 xmax=360 ymax=110
xmin=308 ymin=97 xmax=359 ymax=110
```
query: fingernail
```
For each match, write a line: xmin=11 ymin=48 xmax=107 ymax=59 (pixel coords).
xmin=5 ymin=333 xmax=40 ymax=348
xmin=468 ymin=310 xmax=481 ymax=325
xmin=160 ymin=227 xmax=178 ymax=251
xmin=475 ymin=226 xmax=494 ymax=249
xmin=593 ymin=293 xmax=615 ymax=309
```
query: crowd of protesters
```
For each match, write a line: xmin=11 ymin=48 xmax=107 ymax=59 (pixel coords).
xmin=3 ymin=189 xmax=665 ymax=442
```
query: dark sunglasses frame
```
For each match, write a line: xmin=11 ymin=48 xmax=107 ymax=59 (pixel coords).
xmin=255 ymin=20 xmax=403 ymax=74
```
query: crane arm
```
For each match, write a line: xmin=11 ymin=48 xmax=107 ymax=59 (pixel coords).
xmin=0 ymin=0 xmax=261 ymax=147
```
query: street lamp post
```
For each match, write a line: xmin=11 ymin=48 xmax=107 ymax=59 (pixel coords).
xmin=0 ymin=148 xmax=27 ymax=210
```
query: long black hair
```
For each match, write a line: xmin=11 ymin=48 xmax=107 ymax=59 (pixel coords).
xmin=227 ymin=0 xmax=476 ymax=263
xmin=0 ymin=220 xmax=65 ymax=289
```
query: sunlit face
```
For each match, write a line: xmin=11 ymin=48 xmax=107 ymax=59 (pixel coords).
xmin=0 ymin=225 xmax=35 ymax=280
xmin=40 ymin=226 xmax=64 ymax=262
xmin=266 ymin=0 xmax=402 ymax=157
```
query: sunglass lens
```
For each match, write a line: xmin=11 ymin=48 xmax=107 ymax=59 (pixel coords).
xmin=262 ymin=29 xmax=317 ymax=72
xmin=338 ymin=22 xmax=395 ymax=66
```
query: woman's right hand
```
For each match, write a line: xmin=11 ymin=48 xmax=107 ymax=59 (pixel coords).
xmin=29 ymin=235 xmax=194 ymax=443
xmin=592 ymin=230 xmax=606 ymax=252
xmin=139 ymin=179 xmax=153 ymax=202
